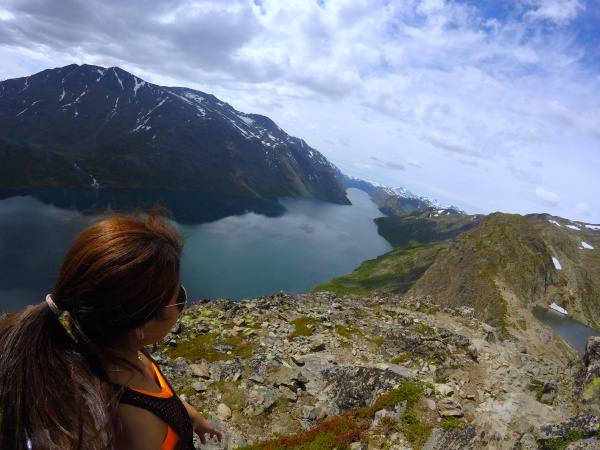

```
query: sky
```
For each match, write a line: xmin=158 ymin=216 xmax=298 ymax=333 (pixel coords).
xmin=0 ymin=0 xmax=599 ymax=222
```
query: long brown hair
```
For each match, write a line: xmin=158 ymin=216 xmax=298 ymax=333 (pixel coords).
xmin=0 ymin=211 xmax=184 ymax=449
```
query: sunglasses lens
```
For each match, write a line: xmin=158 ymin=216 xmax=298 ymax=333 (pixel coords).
xmin=178 ymin=285 xmax=187 ymax=311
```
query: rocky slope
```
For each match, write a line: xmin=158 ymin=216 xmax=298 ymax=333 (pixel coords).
xmin=0 ymin=64 xmax=348 ymax=206
xmin=146 ymin=291 xmax=599 ymax=450
xmin=409 ymin=213 xmax=600 ymax=331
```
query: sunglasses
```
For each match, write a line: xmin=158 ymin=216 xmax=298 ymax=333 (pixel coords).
xmin=162 ymin=284 xmax=188 ymax=313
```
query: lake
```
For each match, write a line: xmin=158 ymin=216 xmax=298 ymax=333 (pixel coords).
xmin=533 ymin=305 xmax=598 ymax=354
xmin=0 ymin=188 xmax=391 ymax=313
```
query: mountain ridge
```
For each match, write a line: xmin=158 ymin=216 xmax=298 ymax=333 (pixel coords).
xmin=0 ymin=63 xmax=349 ymax=206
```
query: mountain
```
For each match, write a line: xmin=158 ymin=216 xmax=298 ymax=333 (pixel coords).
xmin=340 ymin=173 xmax=463 ymax=217
xmin=313 ymin=206 xmax=481 ymax=296
xmin=0 ymin=64 xmax=349 ymax=206
xmin=315 ymin=211 xmax=600 ymax=332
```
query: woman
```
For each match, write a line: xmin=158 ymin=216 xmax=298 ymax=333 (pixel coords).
xmin=0 ymin=212 xmax=222 ymax=449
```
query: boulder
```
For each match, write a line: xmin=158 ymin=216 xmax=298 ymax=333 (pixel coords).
xmin=320 ymin=366 xmax=408 ymax=412
xmin=437 ymin=400 xmax=463 ymax=418
xmin=539 ymin=415 xmax=600 ymax=444
xmin=216 ymin=403 xmax=232 ymax=420
xmin=190 ymin=363 xmax=211 ymax=379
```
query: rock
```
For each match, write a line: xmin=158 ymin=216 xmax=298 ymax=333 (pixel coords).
xmin=302 ymin=405 xmax=317 ymax=420
xmin=425 ymin=398 xmax=437 ymax=411
xmin=371 ymin=403 xmax=405 ymax=428
xmin=434 ymin=384 xmax=454 ymax=397
xmin=515 ymin=433 xmax=538 ymax=449
xmin=190 ymin=363 xmax=211 ymax=379
xmin=278 ymin=385 xmax=298 ymax=402
xmin=466 ymin=344 xmax=478 ymax=362
xmin=484 ymin=330 xmax=496 ymax=343
xmin=291 ymin=354 xmax=305 ymax=366
xmin=539 ymin=414 xmax=600 ymax=442
xmin=216 ymin=403 xmax=232 ymax=420
xmin=309 ymin=341 xmax=326 ymax=352
xmin=191 ymin=381 xmax=208 ymax=392
xmin=243 ymin=385 xmax=279 ymax=417
xmin=566 ymin=437 xmax=600 ymax=449
xmin=582 ymin=336 xmax=600 ymax=411
xmin=208 ymin=358 xmax=243 ymax=382
xmin=171 ymin=322 xmax=182 ymax=334
xmin=437 ymin=400 xmax=463 ymax=417
xmin=423 ymin=426 xmax=476 ymax=450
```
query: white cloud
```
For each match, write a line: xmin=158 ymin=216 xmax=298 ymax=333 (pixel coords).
xmin=535 ymin=187 xmax=560 ymax=205
xmin=0 ymin=0 xmax=598 ymax=221
xmin=524 ymin=0 xmax=584 ymax=25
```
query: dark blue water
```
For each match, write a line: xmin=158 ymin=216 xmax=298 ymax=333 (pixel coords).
xmin=533 ymin=306 xmax=598 ymax=354
xmin=0 ymin=188 xmax=391 ymax=312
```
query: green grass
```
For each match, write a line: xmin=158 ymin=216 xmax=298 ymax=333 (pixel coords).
xmin=400 ymin=411 xmax=431 ymax=448
xmin=440 ymin=418 xmax=467 ymax=430
xmin=164 ymin=332 xmax=255 ymax=362
xmin=209 ymin=380 xmax=246 ymax=410
xmin=335 ymin=324 xmax=356 ymax=339
xmin=311 ymin=242 xmax=445 ymax=296
xmin=528 ymin=379 xmax=555 ymax=405
xmin=583 ymin=377 xmax=600 ymax=401
xmin=538 ymin=429 xmax=585 ymax=450
xmin=357 ymin=381 xmax=426 ymax=417
xmin=390 ymin=353 xmax=410 ymax=365
xmin=288 ymin=316 xmax=319 ymax=339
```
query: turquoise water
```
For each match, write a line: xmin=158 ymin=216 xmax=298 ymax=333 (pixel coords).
xmin=0 ymin=188 xmax=391 ymax=312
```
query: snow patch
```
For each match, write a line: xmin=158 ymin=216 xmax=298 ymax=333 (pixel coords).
xmin=107 ymin=97 xmax=119 ymax=120
xmin=552 ymin=257 xmax=562 ymax=270
xmin=168 ymin=90 xmax=206 ymax=116
xmin=112 ymin=68 xmax=123 ymax=90
xmin=59 ymin=88 xmax=66 ymax=101
xmin=183 ymin=91 xmax=204 ymax=104
xmin=548 ymin=220 xmax=561 ymax=227
xmin=549 ymin=303 xmax=568 ymax=315
xmin=131 ymin=98 xmax=166 ymax=132
xmin=133 ymin=77 xmax=146 ymax=96
xmin=237 ymin=114 xmax=254 ymax=126
xmin=95 ymin=68 xmax=106 ymax=82
xmin=581 ymin=241 xmax=594 ymax=250
xmin=20 ymin=77 xmax=29 ymax=92
xmin=566 ymin=224 xmax=580 ymax=231
xmin=585 ymin=224 xmax=600 ymax=231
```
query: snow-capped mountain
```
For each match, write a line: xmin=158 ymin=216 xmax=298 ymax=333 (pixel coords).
xmin=340 ymin=174 xmax=465 ymax=216
xmin=0 ymin=64 xmax=349 ymax=205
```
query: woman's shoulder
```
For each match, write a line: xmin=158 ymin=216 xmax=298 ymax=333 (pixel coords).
xmin=116 ymin=402 xmax=167 ymax=450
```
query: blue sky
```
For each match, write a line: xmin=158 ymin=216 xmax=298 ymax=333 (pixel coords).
xmin=0 ymin=0 xmax=599 ymax=221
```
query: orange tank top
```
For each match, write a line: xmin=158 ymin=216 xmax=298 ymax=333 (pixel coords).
xmin=128 ymin=361 xmax=180 ymax=450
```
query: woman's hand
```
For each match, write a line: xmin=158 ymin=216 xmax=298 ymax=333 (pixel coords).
xmin=191 ymin=414 xmax=223 ymax=444
xmin=181 ymin=399 xmax=223 ymax=444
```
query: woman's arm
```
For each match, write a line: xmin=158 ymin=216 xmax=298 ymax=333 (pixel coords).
xmin=180 ymin=399 xmax=223 ymax=444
